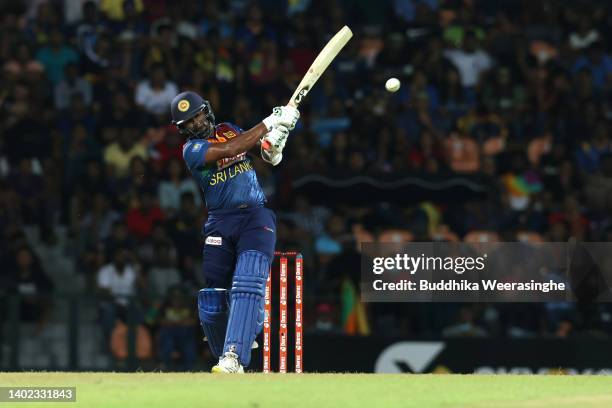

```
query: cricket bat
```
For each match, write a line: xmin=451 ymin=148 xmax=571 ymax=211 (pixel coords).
xmin=262 ymin=25 xmax=353 ymax=150
xmin=287 ymin=25 xmax=353 ymax=108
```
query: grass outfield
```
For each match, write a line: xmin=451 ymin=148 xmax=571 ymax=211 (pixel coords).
xmin=0 ymin=373 xmax=612 ymax=408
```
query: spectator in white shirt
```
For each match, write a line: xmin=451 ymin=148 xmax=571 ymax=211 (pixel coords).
xmin=444 ymin=30 xmax=493 ymax=89
xmin=135 ymin=63 xmax=178 ymax=115
xmin=97 ymin=248 xmax=141 ymax=305
xmin=97 ymin=248 xmax=144 ymax=342
xmin=54 ymin=62 xmax=92 ymax=110
xmin=569 ymin=15 xmax=600 ymax=50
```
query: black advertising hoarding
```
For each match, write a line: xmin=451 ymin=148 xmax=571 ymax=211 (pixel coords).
xmin=289 ymin=335 xmax=612 ymax=374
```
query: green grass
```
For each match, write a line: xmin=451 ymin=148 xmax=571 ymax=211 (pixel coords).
xmin=0 ymin=373 xmax=612 ymax=408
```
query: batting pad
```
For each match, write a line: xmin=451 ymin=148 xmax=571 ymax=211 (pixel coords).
xmin=198 ymin=288 xmax=229 ymax=359
xmin=224 ymin=250 xmax=270 ymax=367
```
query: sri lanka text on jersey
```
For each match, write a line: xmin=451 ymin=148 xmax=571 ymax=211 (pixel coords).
xmin=209 ymin=160 xmax=254 ymax=186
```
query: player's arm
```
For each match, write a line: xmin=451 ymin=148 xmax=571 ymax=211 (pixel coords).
xmin=204 ymin=106 xmax=299 ymax=163
xmin=204 ymin=122 xmax=268 ymax=163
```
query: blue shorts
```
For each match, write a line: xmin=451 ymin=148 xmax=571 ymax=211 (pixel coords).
xmin=202 ymin=206 xmax=276 ymax=288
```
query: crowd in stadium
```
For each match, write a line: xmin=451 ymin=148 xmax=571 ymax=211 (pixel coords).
xmin=2 ymin=0 xmax=612 ymax=369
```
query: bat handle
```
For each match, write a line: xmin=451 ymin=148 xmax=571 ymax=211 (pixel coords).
xmin=261 ymin=100 xmax=299 ymax=151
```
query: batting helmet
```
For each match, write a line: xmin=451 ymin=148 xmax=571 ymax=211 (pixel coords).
xmin=170 ymin=91 xmax=215 ymax=138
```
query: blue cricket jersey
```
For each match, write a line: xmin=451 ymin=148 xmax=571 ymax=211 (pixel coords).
xmin=182 ymin=122 xmax=266 ymax=211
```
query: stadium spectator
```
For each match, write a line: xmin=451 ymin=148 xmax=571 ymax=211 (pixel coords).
xmin=125 ymin=191 xmax=166 ymax=239
xmin=96 ymin=247 xmax=144 ymax=344
xmin=80 ymin=192 xmax=121 ymax=244
xmin=8 ymin=159 xmax=44 ymax=224
xmin=157 ymin=157 xmax=200 ymax=216
xmin=135 ymin=63 xmax=178 ymax=116
xmin=103 ymin=126 xmax=148 ymax=178
xmin=35 ymin=29 xmax=79 ymax=85
xmin=157 ymin=285 xmax=197 ymax=371
xmin=572 ymin=42 xmax=612 ymax=89
xmin=147 ymin=241 xmax=181 ymax=296
xmin=443 ymin=30 xmax=493 ymax=89
xmin=568 ymin=14 xmax=600 ymax=51
xmin=576 ymin=121 xmax=612 ymax=174
xmin=6 ymin=246 xmax=54 ymax=333
xmin=442 ymin=306 xmax=488 ymax=338
xmin=54 ymin=63 xmax=92 ymax=110
xmin=3 ymin=42 xmax=45 ymax=80
xmin=99 ymin=0 xmax=144 ymax=21
xmin=444 ymin=131 xmax=480 ymax=173
xmin=167 ymin=192 xmax=202 ymax=266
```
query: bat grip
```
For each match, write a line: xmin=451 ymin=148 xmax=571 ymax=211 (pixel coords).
xmin=262 ymin=101 xmax=298 ymax=150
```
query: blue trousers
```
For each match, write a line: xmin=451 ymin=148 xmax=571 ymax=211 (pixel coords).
xmin=202 ymin=206 xmax=276 ymax=288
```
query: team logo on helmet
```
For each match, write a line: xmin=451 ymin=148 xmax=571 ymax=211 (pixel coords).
xmin=178 ymin=99 xmax=190 ymax=112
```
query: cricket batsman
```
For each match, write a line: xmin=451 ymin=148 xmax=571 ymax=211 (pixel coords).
xmin=170 ymin=91 xmax=299 ymax=373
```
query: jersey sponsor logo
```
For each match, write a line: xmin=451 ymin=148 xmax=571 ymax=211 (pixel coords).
xmin=207 ymin=129 xmax=239 ymax=144
xmin=209 ymin=160 xmax=253 ymax=186
xmin=222 ymin=130 xmax=237 ymax=139
xmin=192 ymin=142 xmax=204 ymax=152
xmin=205 ymin=236 xmax=222 ymax=246
xmin=217 ymin=152 xmax=246 ymax=170
xmin=178 ymin=99 xmax=190 ymax=112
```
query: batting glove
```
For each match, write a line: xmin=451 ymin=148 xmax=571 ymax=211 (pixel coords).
xmin=261 ymin=124 xmax=290 ymax=166
xmin=262 ymin=106 xmax=300 ymax=131
xmin=261 ymin=124 xmax=289 ymax=154
xmin=261 ymin=150 xmax=283 ymax=166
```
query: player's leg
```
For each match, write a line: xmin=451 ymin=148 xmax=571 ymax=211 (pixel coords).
xmin=223 ymin=207 xmax=276 ymax=368
xmin=198 ymin=230 xmax=235 ymax=359
xmin=197 ymin=287 xmax=229 ymax=359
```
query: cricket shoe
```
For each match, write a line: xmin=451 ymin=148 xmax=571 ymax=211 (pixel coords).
xmin=211 ymin=351 xmax=244 ymax=374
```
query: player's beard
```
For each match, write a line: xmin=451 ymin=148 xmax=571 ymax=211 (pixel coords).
xmin=198 ymin=121 xmax=213 ymax=138
xmin=190 ymin=116 xmax=213 ymax=138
